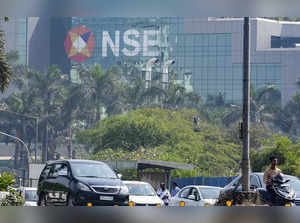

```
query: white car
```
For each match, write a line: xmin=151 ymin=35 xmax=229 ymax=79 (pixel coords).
xmin=0 ymin=191 xmax=9 ymax=200
xmin=18 ymin=187 xmax=38 ymax=206
xmin=123 ymin=181 xmax=164 ymax=206
xmin=169 ymin=185 xmax=222 ymax=207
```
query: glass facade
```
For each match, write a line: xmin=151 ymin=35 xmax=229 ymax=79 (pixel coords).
xmin=2 ymin=17 xmax=28 ymax=65
xmin=15 ymin=18 xmax=28 ymax=65
xmin=69 ymin=17 xmax=282 ymax=104
xmin=71 ymin=17 xmax=183 ymax=70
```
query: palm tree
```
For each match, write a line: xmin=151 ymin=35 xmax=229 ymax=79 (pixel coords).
xmin=78 ymin=64 xmax=123 ymax=123
xmin=61 ymin=83 xmax=86 ymax=158
xmin=148 ymin=84 xmax=186 ymax=110
xmin=28 ymin=66 xmax=66 ymax=162
xmin=123 ymin=77 xmax=149 ymax=110
xmin=278 ymin=93 xmax=300 ymax=136
xmin=250 ymin=85 xmax=281 ymax=124
xmin=222 ymin=85 xmax=281 ymax=127
xmin=182 ymin=91 xmax=202 ymax=110
xmin=0 ymin=29 xmax=12 ymax=93
xmin=3 ymin=87 xmax=39 ymax=166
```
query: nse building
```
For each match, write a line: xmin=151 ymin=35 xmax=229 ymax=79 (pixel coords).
xmin=4 ymin=17 xmax=300 ymax=105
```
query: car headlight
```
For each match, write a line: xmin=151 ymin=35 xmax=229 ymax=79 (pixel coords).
xmin=119 ymin=185 xmax=129 ymax=195
xmin=77 ymin=182 xmax=91 ymax=192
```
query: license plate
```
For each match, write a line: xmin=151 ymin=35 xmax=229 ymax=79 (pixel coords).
xmin=100 ymin=196 xmax=113 ymax=201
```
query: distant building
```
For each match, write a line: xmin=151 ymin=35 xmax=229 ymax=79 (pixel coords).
xmin=2 ymin=17 xmax=28 ymax=65
xmin=3 ymin=17 xmax=300 ymax=105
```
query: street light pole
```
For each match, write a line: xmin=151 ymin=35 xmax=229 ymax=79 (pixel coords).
xmin=241 ymin=17 xmax=251 ymax=192
xmin=0 ymin=109 xmax=39 ymax=163
xmin=0 ymin=131 xmax=30 ymax=161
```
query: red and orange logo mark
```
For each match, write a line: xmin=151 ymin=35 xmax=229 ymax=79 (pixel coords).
xmin=64 ymin=26 xmax=95 ymax=63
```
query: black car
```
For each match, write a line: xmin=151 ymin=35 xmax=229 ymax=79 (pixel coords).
xmin=218 ymin=172 xmax=300 ymax=206
xmin=37 ymin=160 xmax=129 ymax=206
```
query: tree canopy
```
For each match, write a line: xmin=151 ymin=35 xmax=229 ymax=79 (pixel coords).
xmin=78 ymin=108 xmax=242 ymax=178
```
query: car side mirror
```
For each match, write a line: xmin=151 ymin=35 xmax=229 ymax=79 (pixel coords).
xmin=117 ymin=174 xmax=122 ymax=179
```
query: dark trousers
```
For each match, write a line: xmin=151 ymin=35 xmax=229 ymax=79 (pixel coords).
xmin=266 ymin=185 xmax=277 ymax=204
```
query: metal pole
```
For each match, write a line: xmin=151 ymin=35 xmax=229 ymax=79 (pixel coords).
xmin=242 ymin=17 xmax=250 ymax=192
xmin=35 ymin=118 xmax=38 ymax=163
xmin=0 ymin=131 xmax=30 ymax=163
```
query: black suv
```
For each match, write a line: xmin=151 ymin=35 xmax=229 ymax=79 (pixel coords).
xmin=37 ymin=160 xmax=129 ymax=206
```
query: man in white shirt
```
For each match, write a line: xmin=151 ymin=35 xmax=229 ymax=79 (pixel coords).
xmin=157 ymin=183 xmax=170 ymax=206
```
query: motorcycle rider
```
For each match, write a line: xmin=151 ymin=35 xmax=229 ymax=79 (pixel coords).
xmin=263 ymin=156 xmax=281 ymax=203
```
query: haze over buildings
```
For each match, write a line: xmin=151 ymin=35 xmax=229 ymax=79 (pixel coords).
xmin=2 ymin=17 xmax=300 ymax=105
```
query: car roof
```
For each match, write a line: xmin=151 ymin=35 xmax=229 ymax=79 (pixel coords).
xmin=242 ymin=172 xmax=297 ymax=179
xmin=183 ymin=185 xmax=222 ymax=189
xmin=47 ymin=159 xmax=107 ymax=165
xmin=123 ymin=181 xmax=150 ymax=185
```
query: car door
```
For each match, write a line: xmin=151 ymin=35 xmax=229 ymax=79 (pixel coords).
xmin=176 ymin=187 xmax=192 ymax=206
xmin=188 ymin=187 xmax=202 ymax=206
xmin=54 ymin=163 xmax=71 ymax=204
xmin=39 ymin=164 xmax=55 ymax=204
xmin=47 ymin=163 xmax=70 ymax=205
xmin=38 ymin=164 xmax=52 ymax=195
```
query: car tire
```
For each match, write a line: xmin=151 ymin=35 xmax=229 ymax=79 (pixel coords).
xmin=39 ymin=194 xmax=47 ymax=206
xmin=67 ymin=194 xmax=75 ymax=206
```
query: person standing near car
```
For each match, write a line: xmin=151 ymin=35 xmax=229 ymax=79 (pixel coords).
xmin=263 ymin=156 xmax=281 ymax=202
xmin=171 ymin=182 xmax=181 ymax=197
xmin=157 ymin=183 xmax=170 ymax=206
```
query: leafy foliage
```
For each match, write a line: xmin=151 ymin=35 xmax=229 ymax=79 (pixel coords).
xmin=0 ymin=173 xmax=16 ymax=191
xmin=79 ymin=108 xmax=242 ymax=177
xmin=0 ymin=188 xmax=25 ymax=206
xmin=250 ymin=135 xmax=300 ymax=177
xmin=0 ymin=28 xmax=12 ymax=93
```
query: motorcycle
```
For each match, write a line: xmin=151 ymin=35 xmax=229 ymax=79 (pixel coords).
xmin=257 ymin=174 xmax=296 ymax=206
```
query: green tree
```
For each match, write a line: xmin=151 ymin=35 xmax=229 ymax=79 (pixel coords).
xmin=0 ymin=172 xmax=15 ymax=191
xmin=221 ymin=86 xmax=281 ymax=127
xmin=78 ymin=108 xmax=241 ymax=178
xmin=79 ymin=64 xmax=123 ymax=122
xmin=0 ymin=27 xmax=12 ymax=93
xmin=250 ymin=135 xmax=300 ymax=177
xmin=27 ymin=66 xmax=67 ymax=162
xmin=278 ymin=93 xmax=300 ymax=137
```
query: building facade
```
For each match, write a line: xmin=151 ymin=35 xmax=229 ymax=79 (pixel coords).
xmin=2 ymin=17 xmax=28 ymax=65
xmin=4 ymin=17 xmax=300 ymax=105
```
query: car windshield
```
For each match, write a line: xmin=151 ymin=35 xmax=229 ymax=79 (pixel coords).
xmin=258 ymin=174 xmax=297 ymax=187
xmin=199 ymin=188 xmax=221 ymax=199
xmin=125 ymin=183 xmax=156 ymax=196
xmin=71 ymin=163 xmax=117 ymax=179
xmin=289 ymin=180 xmax=300 ymax=191
xmin=226 ymin=176 xmax=240 ymax=188
xmin=25 ymin=190 xmax=38 ymax=201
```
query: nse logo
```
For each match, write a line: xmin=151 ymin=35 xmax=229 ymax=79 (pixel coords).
xmin=65 ymin=26 xmax=160 ymax=63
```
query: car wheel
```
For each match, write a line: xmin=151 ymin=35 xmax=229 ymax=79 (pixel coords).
xmin=39 ymin=194 xmax=47 ymax=206
xmin=67 ymin=194 xmax=75 ymax=206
